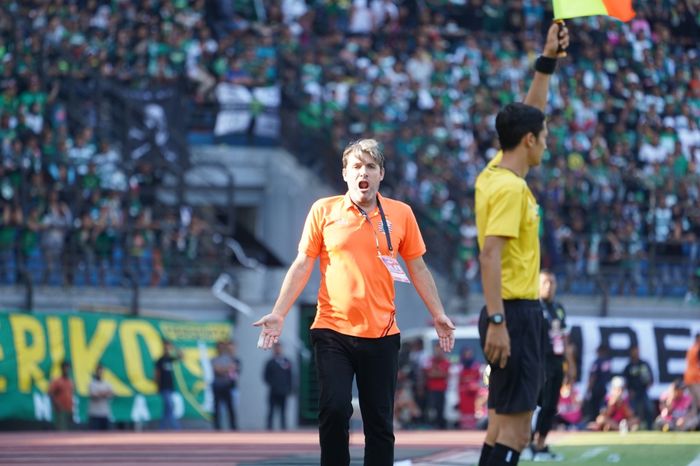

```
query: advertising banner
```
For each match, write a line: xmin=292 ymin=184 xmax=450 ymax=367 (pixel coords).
xmin=568 ymin=316 xmax=700 ymax=398
xmin=0 ymin=311 xmax=232 ymax=424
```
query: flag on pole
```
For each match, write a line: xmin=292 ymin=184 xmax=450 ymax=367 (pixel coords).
xmin=553 ymin=0 xmax=635 ymax=22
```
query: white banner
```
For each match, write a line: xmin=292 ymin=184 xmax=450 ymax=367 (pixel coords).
xmin=214 ymin=83 xmax=280 ymax=138
xmin=568 ymin=316 xmax=700 ymax=398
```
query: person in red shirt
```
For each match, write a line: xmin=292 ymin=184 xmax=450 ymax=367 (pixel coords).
xmin=48 ymin=361 xmax=73 ymax=431
xmin=425 ymin=344 xmax=451 ymax=429
xmin=458 ymin=347 xmax=482 ymax=429
xmin=588 ymin=376 xmax=639 ymax=432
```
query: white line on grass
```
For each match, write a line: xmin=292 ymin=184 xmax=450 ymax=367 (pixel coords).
xmin=576 ymin=447 xmax=609 ymax=462
xmin=687 ymin=452 xmax=700 ymax=466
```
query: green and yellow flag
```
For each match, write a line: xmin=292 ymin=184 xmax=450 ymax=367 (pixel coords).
xmin=553 ymin=0 xmax=635 ymax=22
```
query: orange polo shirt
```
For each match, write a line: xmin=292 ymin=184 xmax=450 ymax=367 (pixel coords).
xmin=299 ymin=192 xmax=426 ymax=338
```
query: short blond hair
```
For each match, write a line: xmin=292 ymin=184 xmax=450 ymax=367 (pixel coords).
xmin=342 ymin=139 xmax=384 ymax=169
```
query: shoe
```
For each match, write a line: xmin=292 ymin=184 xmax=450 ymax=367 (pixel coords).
xmin=533 ymin=446 xmax=564 ymax=462
xmin=520 ymin=444 xmax=535 ymax=461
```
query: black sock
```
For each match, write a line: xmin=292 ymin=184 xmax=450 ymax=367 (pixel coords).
xmin=488 ymin=443 xmax=521 ymax=465
xmin=478 ymin=443 xmax=494 ymax=466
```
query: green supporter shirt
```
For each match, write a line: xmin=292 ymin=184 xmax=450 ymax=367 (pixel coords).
xmin=19 ymin=91 xmax=48 ymax=111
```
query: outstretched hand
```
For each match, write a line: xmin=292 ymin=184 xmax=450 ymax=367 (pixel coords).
xmin=543 ymin=21 xmax=570 ymax=58
xmin=253 ymin=313 xmax=284 ymax=350
xmin=433 ymin=314 xmax=456 ymax=352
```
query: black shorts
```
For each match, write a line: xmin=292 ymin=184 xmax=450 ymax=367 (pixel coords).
xmin=478 ymin=300 xmax=545 ymax=414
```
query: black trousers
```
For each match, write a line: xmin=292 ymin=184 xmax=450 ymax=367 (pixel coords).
xmin=535 ymin=356 xmax=564 ymax=438
xmin=267 ymin=393 xmax=288 ymax=430
xmin=311 ymin=329 xmax=400 ymax=466
xmin=212 ymin=384 xmax=236 ymax=430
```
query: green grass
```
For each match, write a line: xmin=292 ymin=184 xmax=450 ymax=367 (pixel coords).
xmin=534 ymin=432 xmax=700 ymax=465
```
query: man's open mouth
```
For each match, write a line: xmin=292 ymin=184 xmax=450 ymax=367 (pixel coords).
xmin=359 ymin=181 xmax=369 ymax=189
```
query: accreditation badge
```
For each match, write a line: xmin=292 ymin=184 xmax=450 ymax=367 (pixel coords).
xmin=379 ymin=255 xmax=410 ymax=283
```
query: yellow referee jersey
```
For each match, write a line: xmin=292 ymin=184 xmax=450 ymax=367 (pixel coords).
xmin=475 ymin=151 xmax=540 ymax=299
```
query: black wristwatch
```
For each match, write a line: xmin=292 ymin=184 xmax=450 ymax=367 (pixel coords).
xmin=487 ymin=313 xmax=505 ymax=325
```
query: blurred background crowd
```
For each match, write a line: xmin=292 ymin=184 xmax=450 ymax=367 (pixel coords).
xmin=0 ymin=0 xmax=699 ymax=300
xmin=396 ymin=337 xmax=699 ymax=433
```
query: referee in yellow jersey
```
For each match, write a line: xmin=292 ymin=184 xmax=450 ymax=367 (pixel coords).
xmin=475 ymin=23 xmax=570 ymax=466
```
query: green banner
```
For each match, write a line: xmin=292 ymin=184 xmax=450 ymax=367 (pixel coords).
xmin=0 ymin=311 xmax=232 ymax=424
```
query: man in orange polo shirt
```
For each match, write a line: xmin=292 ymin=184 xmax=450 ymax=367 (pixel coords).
xmin=255 ymin=138 xmax=455 ymax=466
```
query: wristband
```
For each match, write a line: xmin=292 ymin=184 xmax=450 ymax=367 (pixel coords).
xmin=535 ymin=55 xmax=557 ymax=75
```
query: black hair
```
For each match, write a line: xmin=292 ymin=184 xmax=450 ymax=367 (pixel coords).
xmin=495 ymin=103 xmax=546 ymax=151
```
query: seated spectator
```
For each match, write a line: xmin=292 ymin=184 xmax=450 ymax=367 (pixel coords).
xmin=394 ymin=370 xmax=421 ymax=430
xmin=556 ymin=376 xmax=583 ymax=430
xmin=654 ymin=379 xmax=696 ymax=432
xmin=588 ymin=376 xmax=639 ymax=432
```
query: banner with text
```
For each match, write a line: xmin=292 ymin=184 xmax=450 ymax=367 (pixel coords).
xmin=0 ymin=311 xmax=232 ymax=423
xmin=568 ymin=316 xmax=700 ymax=398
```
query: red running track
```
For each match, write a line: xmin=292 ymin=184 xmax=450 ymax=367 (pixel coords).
xmin=0 ymin=430 xmax=493 ymax=465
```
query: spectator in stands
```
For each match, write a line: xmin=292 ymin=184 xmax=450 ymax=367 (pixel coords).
xmin=41 ymin=190 xmax=72 ymax=285
xmin=155 ymin=339 xmax=183 ymax=430
xmin=48 ymin=361 xmax=73 ymax=431
xmin=254 ymin=138 xmax=455 ymax=466
xmin=623 ymin=344 xmax=654 ymax=429
xmin=88 ymin=364 xmax=114 ymax=431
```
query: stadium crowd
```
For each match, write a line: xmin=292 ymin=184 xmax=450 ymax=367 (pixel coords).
xmin=0 ymin=0 xmax=699 ymax=299
xmin=276 ymin=0 xmax=700 ymax=299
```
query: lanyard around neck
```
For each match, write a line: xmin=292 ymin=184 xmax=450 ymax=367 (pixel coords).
xmin=351 ymin=196 xmax=394 ymax=255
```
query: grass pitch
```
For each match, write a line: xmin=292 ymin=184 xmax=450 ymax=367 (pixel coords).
xmin=536 ymin=432 xmax=700 ymax=465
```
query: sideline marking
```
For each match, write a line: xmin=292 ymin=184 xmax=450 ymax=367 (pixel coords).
xmin=577 ymin=447 xmax=609 ymax=461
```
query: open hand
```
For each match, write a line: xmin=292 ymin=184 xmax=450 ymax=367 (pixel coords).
xmin=253 ymin=313 xmax=284 ymax=350
xmin=433 ymin=314 xmax=456 ymax=352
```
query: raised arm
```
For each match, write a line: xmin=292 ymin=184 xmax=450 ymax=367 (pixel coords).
xmin=524 ymin=22 xmax=570 ymax=112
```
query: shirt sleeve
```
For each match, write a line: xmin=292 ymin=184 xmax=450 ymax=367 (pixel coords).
xmin=484 ymin=182 xmax=523 ymax=239
xmin=398 ymin=203 xmax=426 ymax=260
xmin=297 ymin=201 xmax=324 ymax=258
